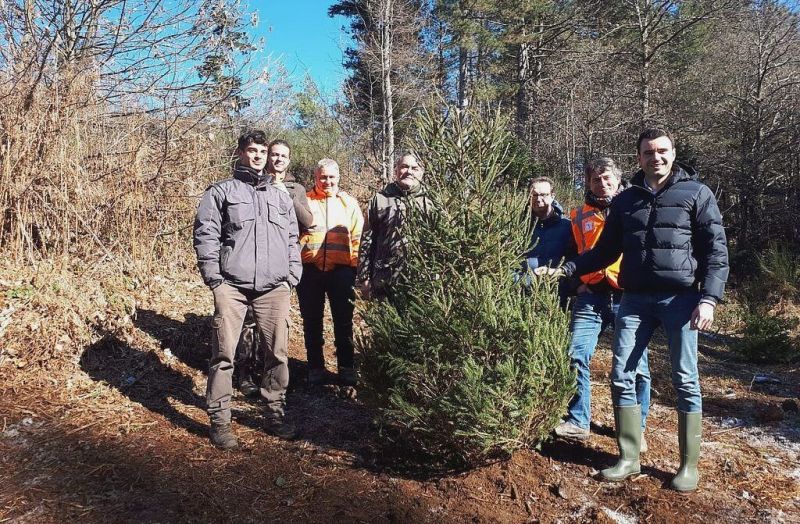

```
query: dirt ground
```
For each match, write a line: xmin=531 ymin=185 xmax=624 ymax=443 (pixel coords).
xmin=1 ymin=275 xmax=799 ymax=523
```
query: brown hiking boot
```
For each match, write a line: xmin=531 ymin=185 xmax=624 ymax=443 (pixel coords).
xmin=264 ymin=415 xmax=298 ymax=440
xmin=209 ymin=423 xmax=238 ymax=450
xmin=338 ymin=367 xmax=357 ymax=387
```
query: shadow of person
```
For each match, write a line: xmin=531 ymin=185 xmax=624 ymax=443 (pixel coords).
xmin=540 ymin=438 xmax=672 ymax=482
xmin=98 ymin=309 xmax=390 ymax=467
xmin=133 ymin=309 xmax=210 ymax=373
xmin=80 ymin=331 xmax=264 ymax=439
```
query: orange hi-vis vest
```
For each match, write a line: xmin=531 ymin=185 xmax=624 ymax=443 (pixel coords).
xmin=300 ymin=187 xmax=364 ymax=271
xmin=570 ymin=203 xmax=622 ymax=289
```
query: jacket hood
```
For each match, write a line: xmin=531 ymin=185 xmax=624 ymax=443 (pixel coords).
xmin=630 ymin=161 xmax=697 ymax=189
xmin=233 ymin=162 xmax=270 ymax=188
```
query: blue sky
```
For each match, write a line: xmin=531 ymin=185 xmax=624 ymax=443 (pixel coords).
xmin=254 ymin=2 xmax=351 ymax=96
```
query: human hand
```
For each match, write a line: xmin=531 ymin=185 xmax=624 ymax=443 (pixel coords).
xmin=533 ymin=267 xmax=564 ymax=278
xmin=690 ymin=302 xmax=715 ymax=331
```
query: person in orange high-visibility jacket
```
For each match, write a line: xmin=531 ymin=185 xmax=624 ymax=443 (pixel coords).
xmin=553 ymin=157 xmax=651 ymax=448
xmin=297 ymin=158 xmax=364 ymax=388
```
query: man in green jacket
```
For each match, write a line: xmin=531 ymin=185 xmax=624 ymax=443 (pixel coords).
xmin=358 ymin=152 xmax=431 ymax=300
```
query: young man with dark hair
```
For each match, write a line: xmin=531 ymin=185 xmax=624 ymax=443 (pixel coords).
xmin=234 ymin=138 xmax=315 ymax=397
xmin=539 ymin=128 xmax=728 ymax=491
xmin=194 ymin=130 xmax=303 ymax=448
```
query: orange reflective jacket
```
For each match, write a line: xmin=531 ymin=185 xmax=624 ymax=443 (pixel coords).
xmin=570 ymin=204 xmax=622 ymax=289
xmin=299 ymin=187 xmax=364 ymax=271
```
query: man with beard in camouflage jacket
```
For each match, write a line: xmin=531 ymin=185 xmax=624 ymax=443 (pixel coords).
xmin=358 ymin=152 xmax=431 ymax=300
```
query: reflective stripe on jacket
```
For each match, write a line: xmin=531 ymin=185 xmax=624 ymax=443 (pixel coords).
xmin=300 ymin=187 xmax=364 ymax=271
xmin=570 ymin=203 xmax=622 ymax=289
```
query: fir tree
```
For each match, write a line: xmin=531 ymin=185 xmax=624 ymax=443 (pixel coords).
xmin=358 ymin=107 xmax=575 ymax=469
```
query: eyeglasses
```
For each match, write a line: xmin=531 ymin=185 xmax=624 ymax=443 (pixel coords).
xmin=531 ymin=193 xmax=551 ymax=199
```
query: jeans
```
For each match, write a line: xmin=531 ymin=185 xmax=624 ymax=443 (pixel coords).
xmin=612 ymin=291 xmax=702 ymax=413
xmin=297 ymin=264 xmax=357 ymax=371
xmin=566 ymin=291 xmax=650 ymax=430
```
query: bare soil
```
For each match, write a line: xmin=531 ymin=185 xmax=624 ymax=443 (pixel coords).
xmin=1 ymin=275 xmax=799 ymax=523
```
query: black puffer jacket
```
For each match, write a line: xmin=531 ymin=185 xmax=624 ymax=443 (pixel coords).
xmin=563 ymin=163 xmax=729 ymax=302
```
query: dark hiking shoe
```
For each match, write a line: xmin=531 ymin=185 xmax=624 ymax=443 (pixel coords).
xmin=338 ymin=367 xmax=357 ymax=387
xmin=239 ymin=377 xmax=260 ymax=397
xmin=264 ymin=415 xmax=299 ymax=440
xmin=209 ymin=423 xmax=238 ymax=450
xmin=308 ymin=367 xmax=327 ymax=387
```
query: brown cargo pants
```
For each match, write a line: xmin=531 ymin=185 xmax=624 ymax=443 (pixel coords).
xmin=207 ymin=282 xmax=291 ymax=424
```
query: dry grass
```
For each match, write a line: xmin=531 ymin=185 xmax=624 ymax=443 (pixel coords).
xmin=0 ymin=67 xmax=233 ymax=275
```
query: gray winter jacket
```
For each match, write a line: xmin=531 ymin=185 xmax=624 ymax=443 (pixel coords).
xmin=194 ymin=166 xmax=302 ymax=291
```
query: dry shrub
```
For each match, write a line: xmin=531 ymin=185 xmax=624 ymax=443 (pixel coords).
xmin=0 ymin=66 xmax=236 ymax=278
xmin=0 ymin=260 xmax=140 ymax=379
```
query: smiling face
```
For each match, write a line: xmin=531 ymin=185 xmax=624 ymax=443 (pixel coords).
xmin=237 ymin=142 xmax=268 ymax=171
xmin=637 ymin=135 xmax=676 ymax=181
xmin=267 ymin=143 xmax=291 ymax=181
xmin=589 ymin=168 xmax=621 ymax=199
xmin=394 ymin=154 xmax=424 ymax=191
xmin=315 ymin=164 xmax=340 ymax=196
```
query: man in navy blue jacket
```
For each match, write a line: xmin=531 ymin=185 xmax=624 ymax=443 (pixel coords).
xmin=519 ymin=177 xmax=573 ymax=305
xmin=540 ymin=129 xmax=728 ymax=492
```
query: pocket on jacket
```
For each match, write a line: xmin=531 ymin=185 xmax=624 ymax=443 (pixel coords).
xmin=226 ymin=195 xmax=255 ymax=226
xmin=268 ymin=203 xmax=289 ymax=229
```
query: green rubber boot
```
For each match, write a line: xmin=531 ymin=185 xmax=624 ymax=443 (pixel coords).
xmin=601 ymin=405 xmax=642 ymax=482
xmin=670 ymin=411 xmax=702 ymax=492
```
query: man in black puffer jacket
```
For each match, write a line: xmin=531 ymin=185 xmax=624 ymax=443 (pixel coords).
xmin=540 ymin=128 xmax=728 ymax=492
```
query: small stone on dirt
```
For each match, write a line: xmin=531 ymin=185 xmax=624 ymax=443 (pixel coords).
xmin=781 ymin=399 xmax=798 ymax=413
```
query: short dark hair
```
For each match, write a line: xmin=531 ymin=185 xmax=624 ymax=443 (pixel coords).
xmin=585 ymin=157 xmax=622 ymax=183
xmin=636 ymin=128 xmax=674 ymax=153
xmin=268 ymin=138 xmax=291 ymax=155
xmin=237 ymin=130 xmax=268 ymax=151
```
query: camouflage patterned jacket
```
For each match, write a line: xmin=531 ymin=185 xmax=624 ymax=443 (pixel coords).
xmin=358 ymin=182 xmax=431 ymax=295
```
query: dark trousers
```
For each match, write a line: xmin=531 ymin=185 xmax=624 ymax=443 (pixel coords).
xmin=296 ymin=264 xmax=356 ymax=371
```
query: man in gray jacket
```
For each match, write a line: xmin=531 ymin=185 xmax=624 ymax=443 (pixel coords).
xmin=194 ymin=130 xmax=302 ymax=449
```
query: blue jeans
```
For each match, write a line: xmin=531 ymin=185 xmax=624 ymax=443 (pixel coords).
xmin=613 ymin=292 xmax=702 ymax=413
xmin=566 ymin=291 xmax=651 ymax=430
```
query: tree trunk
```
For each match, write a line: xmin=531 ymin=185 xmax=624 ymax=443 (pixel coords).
xmin=379 ymin=0 xmax=395 ymax=183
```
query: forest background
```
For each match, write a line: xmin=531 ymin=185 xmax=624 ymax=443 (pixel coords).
xmin=2 ymin=0 xmax=799 ymax=362
xmin=0 ymin=1 xmax=799 ymax=521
